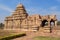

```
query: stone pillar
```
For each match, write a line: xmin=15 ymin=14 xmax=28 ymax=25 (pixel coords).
xmin=10 ymin=20 xmax=13 ymax=29
xmin=48 ymin=21 xmax=50 ymax=27
xmin=13 ymin=20 xmax=16 ymax=30
xmin=20 ymin=20 xmax=21 ymax=28
xmin=55 ymin=20 xmax=57 ymax=27
xmin=48 ymin=21 xmax=52 ymax=33
xmin=20 ymin=19 xmax=22 ymax=28
xmin=18 ymin=20 xmax=20 ymax=29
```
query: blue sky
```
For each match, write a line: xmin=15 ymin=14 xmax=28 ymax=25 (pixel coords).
xmin=0 ymin=0 xmax=60 ymax=23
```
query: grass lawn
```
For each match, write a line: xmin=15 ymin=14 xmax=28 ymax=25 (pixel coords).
xmin=0 ymin=30 xmax=18 ymax=38
xmin=33 ymin=36 xmax=60 ymax=40
xmin=0 ymin=30 xmax=26 ymax=40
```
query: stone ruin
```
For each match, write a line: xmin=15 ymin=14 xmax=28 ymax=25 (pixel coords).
xmin=4 ymin=4 xmax=57 ymax=33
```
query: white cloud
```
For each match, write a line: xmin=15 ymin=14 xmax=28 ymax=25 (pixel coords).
xmin=49 ymin=6 xmax=58 ymax=11
xmin=0 ymin=4 xmax=13 ymax=12
xmin=26 ymin=7 xmax=60 ymax=20
xmin=0 ymin=4 xmax=13 ymax=23
xmin=48 ymin=6 xmax=60 ymax=15
xmin=26 ymin=6 xmax=60 ymax=18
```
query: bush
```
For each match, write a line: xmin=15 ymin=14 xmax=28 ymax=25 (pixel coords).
xmin=57 ymin=21 xmax=60 ymax=25
xmin=0 ymin=33 xmax=26 ymax=40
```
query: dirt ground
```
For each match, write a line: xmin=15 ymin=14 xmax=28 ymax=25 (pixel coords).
xmin=0 ymin=25 xmax=60 ymax=40
xmin=12 ymin=26 xmax=60 ymax=40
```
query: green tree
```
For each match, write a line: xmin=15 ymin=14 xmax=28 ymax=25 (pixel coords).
xmin=57 ymin=21 xmax=60 ymax=25
xmin=0 ymin=23 xmax=4 ymax=29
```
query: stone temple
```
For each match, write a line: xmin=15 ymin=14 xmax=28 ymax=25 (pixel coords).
xmin=4 ymin=4 xmax=57 ymax=32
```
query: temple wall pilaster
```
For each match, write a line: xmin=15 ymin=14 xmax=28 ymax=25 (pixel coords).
xmin=48 ymin=20 xmax=50 ymax=27
xmin=54 ymin=20 xmax=57 ymax=27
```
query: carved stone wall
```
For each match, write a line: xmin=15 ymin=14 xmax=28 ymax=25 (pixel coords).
xmin=4 ymin=4 xmax=57 ymax=32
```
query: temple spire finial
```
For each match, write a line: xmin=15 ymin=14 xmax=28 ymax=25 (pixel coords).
xmin=16 ymin=3 xmax=24 ymax=8
xmin=17 ymin=0 xmax=24 ymax=7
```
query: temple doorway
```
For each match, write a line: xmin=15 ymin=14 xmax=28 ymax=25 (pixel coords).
xmin=50 ymin=19 xmax=55 ymax=27
xmin=41 ymin=20 xmax=48 ymax=27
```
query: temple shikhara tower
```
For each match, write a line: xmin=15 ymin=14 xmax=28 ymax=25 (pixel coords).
xmin=4 ymin=4 xmax=57 ymax=32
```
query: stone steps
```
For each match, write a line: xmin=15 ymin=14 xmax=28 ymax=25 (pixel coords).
xmin=43 ymin=27 xmax=50 ymax=30
xmin=39 ymin=26 xmax=50 ymax=33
